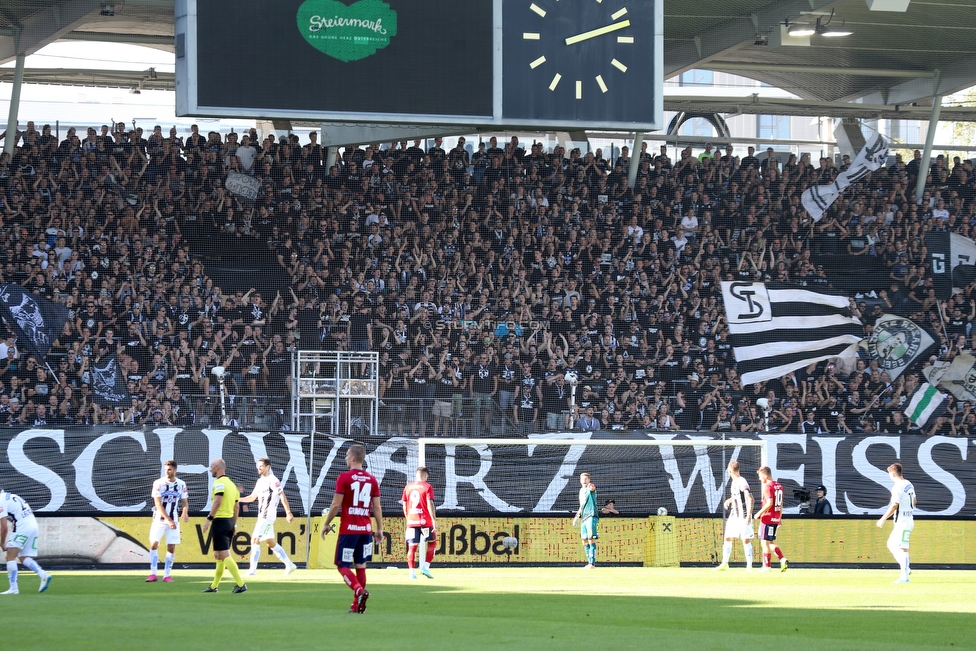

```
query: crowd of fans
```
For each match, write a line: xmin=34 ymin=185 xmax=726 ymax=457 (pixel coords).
xmin=0 ymin=117 xmax=974 ymax=435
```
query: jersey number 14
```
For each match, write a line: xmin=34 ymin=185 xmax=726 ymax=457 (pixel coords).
xmin=350 ymin=481 xmax=372 ymax=507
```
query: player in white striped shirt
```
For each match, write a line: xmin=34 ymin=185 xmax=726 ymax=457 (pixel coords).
xmin=714 ymin=460 xmax=755 ymax=571
xmin=0 ymin=490 xmax=51 ymax=594
xmin=239 ymin=458 xmax=297 ymax=576
xmin=147 ymin=460 xmax=188 ymax=582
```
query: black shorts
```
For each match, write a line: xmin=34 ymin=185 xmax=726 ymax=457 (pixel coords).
xmin=406 ymin=526 xmax=433 ymax=545
xmin=211 ymin=518 xmax=236 ymax=552
xmin=759 ymin=523 xmax=778 ymax=541
xmin=335 ymin=534 xmax=374 ymax=568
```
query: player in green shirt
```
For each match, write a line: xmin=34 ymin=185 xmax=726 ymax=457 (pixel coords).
xmin=572 ymin=472 xmax=599 ymax=569
xmin=202 ymin=458 xmax=247 ymax=593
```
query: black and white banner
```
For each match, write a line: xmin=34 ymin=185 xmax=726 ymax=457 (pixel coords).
xmin=90 ymin=352 xmax=131 ymax=407
xmin=801 ymin=132 xmax=889 ymax=221
xmin=721 ymin=281 xmax=864 ymax=385
xmin=2 ymin=427 xmax=976 ymax=518
xmin=0 ymin=284 xmax=70 ymax=361
xmin=926 ymin=231 xmax=976 ymax=299
xmin=225 ymin=171 xmax=260 ymax=202
xmin=857 ymin=314 xmax=937 ymax=381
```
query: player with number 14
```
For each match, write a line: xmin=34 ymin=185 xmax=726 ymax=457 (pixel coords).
xmin=321 ymin=444 xmax=384 ymax=613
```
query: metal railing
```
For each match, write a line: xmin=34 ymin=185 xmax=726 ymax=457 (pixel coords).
xmin=373 ymin=396 xmax=523 ymax=438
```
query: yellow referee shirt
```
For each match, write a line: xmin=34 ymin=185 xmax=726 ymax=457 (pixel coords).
xmin=211 ymin=475 xmax=240 ymax=518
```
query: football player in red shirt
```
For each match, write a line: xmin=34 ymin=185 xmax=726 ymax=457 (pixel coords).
xmin=754 ymin=466 xmax=789 ymax=572
xmin=402 ymin=466 xmax=437 ymax=579
xmin=322 ymin=444 xmax=384 ymax=613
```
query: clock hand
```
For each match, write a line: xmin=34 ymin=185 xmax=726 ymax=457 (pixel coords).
xmin=564 ymin=20 xmax=631 ymax=46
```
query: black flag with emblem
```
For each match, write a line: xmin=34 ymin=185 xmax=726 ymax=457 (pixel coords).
xmin=91 ymin=351 xmax=132 ymax=407
xmin=0 ymin=284 xmax=70 ymax=361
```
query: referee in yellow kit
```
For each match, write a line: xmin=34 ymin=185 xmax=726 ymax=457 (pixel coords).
xmin=202 ymin=458 xmax=247 ymax=593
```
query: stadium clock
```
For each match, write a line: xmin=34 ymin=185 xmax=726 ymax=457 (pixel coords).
xmin=502 ymin=0 xmax=662 ymax=128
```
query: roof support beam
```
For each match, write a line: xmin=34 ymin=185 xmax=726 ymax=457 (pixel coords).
xmin=857 ymin=52 xmax=976 ymax=105
xmin=0 ymin=0 xmax=103 ymax=64
xmin=3 ymin=54 xmax=25 ymax=156
xmin=61 ymin=31 xmax=174 ymax=45
xmin=703 ymin=62 xmax=938 ymax=79
xmin=0 ymin=67 xmax=174 ymax=92
xmin=916 ymin=95 xmax=942 ymax=204
xmin=664 ymin=0 xmax=838 ymax=78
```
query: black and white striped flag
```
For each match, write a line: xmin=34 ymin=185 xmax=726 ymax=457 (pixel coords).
xmin=721 ymin=281 xmax=865 ymax=386
xmin=801 ymin=133 xmax=889 ymax=221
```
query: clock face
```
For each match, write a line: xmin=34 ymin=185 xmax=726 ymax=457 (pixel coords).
xmin=502 ymin=0 xmax=661 ymax=128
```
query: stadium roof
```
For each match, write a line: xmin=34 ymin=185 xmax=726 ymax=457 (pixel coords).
xmin=0 ymin=0 xmax=974 ymax=111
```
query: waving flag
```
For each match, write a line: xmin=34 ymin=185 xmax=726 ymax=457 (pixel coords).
xmin=858 ymin=314 xmax=937 ymax=381
xmin=904 ymin=383 xmax=947 ymax=427
xmin=924 ymin=354 xmax=976 ymax=402
xmin=926 ymin=231 xmax=976 ymax=299
xmin=802 ymin=133 xmax=889 ymax=221
xmin=0 ymin=284 xmax=70 ymax=361
xmin=721 ymin=281 xmax=864 ymax=386
xmin=91 ymin=352 xmax=132 ymax=407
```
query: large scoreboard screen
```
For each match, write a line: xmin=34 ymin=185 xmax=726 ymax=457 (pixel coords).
xmin=176 ymin=0 xmax=663 ymax=131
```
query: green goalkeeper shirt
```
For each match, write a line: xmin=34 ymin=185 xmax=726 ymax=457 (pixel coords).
xmin=579 ymin=485 xmax=598 ymax=521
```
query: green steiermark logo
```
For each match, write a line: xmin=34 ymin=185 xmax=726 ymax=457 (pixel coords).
xmin=297 ymin=0 xmax=398 ymax=62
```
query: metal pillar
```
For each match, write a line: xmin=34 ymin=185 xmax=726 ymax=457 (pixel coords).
xmin=3 ymin=53 xmax=25 ymax=157
xmin=916 ymin=95 xmax=943 ymax=205
xmin=325 ymin=146 xmax=338 ymax=172
xmin=628 ymin=131 xmax=644 ymax=189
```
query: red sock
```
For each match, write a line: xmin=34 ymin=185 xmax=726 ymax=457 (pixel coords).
xmin=407 ymin=544 xmax=417 ymax=569
xmin=763 ymin=553 xmax=771 ymax=568
xmin=426 ymin=541 xmax=436 ymax=564
xmin=356 ymin=567 xmax=367 ymax=588
xmin=337 ymin=567 xmax=362 ymax=594
xmin=773 ymin=547 xmax=784 ymax=559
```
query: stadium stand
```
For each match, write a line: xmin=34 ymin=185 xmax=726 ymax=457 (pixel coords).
xmin=0 ymin=121 xmax=972 ymax=436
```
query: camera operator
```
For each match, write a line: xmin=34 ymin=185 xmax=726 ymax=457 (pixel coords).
xmin=813 ymin=484 xmax=833 ymax=515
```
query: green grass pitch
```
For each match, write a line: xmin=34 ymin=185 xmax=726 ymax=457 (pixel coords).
xmin=3 ymin=567 xmax=976 ymax=650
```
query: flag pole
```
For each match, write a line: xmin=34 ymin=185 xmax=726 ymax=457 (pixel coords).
xmin=936 ymin=298 xmax=952 ymax=352
xmin=45 ymin=361 xmax=62 ymax=386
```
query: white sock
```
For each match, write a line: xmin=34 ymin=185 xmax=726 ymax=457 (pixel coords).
xmin=905 ymin=552 xmax=910 ymax=575
xmin=272 ymin=544 xmax=290 ymax=565
xmin=722 ymin=541 xmax=733 ymax=564
xmin=250 ymin=545 xmax=261 ymax=571
xmin=6 ymin=561 xmax=17 ymax=589
xmin=744 ymin=542 xmax=754 ymax=568
xmin=22 ymin=558 xmax=43 ymax=576
xmin=898 ymin=550 xmax=908 ymax=578
xmin=149 ymin=549 xmax=159 ymax=574
xmin=164 ymin=553 xmax=174 ymax=578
